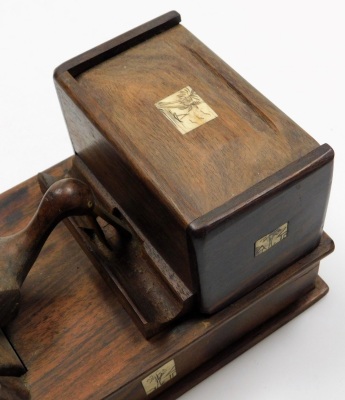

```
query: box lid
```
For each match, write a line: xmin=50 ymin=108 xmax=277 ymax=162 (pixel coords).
xmin=57 ymin=15 xmax=319 ymax=227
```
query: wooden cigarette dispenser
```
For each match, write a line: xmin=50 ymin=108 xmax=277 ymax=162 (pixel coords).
xmin=0 ymin=11 xmax=334 ymax=400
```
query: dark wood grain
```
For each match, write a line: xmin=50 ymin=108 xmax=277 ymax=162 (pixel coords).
xmin=0 ymin=12 xmax=335 ymax=399
xmin=158 ymin=276 xmax=329 ymax=400
xmin=0 ymin=377 xmax=30 ymax=400
xmin=189 ymin=144 xmax=334 ymax=313
xmin=54 ymin=11 xmax=181 ymax=78
xmin=1 ymin=159 xmax=334 ymax=399
xmin=190 ymin=144 xmax=334 ymax=233
xmin=0 ymin=329 xmax=25 ymax=376
xmin=0 ymin=178 xmax=102 ymax=327
xmin=38 ymin=160 xmax=194 ymax=339
xmin=53 ymin=13 xmax=332 ymax=301
xmin=73 ymin=23 xmax=319 ymax=223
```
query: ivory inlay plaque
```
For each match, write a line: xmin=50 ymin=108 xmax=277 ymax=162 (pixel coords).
xmin=141 ymin=359 xmax=177 ymax=395
xmin=155 ymin=86 xmax=218 ymax=134
xmin=255 ymin=222 xmax=289 ymax=256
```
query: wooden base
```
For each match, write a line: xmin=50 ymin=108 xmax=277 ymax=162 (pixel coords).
xmin=0 ymin=158 xmax=334 ymax=400
xmin=158 ymin=277 xmax=328 ymax=400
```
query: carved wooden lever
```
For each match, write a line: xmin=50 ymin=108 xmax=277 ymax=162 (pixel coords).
xmin=0 ymin=178 xmax=130 ymax=327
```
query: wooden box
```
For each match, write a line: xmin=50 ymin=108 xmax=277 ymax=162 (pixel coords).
xmin=54 ymin=11 xmax=333 ymax=316
xmin=0 ymin=11 xmax=335 ymax=400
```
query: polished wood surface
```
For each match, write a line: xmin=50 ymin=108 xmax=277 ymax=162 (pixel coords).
xmin=0 ymin=329 xmax=25 ymax=376
xmin=74 ymin=23 xmax=319 ymax=223
xmin=38 ymin=160 xmax=194 ymax=339
xmin=0 ymin=12 xmax=331 ymax=397
xmin=0 ymin=376 xmax=30 ymax=400
xmin=54 ymin=12 xmax=195 ymax=289
xmin=0 ymin=178 xmax=107 ymax=327
xmin=53 ymin=12 xmax=333 ymax=304
xmin=190 ymin=144 xmax=334 ymax=312
xmin=0 ymin=159 xmax=334 ymax=399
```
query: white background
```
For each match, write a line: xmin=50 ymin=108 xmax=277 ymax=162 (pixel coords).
xmin=0 ymin=1 xmax=344 ymax=399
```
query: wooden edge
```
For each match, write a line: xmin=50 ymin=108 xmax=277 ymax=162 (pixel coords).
xmin=53 ymin=11 xmax=181 ymax=79
xmin=157 ymin=276 xmax=329 ymax=400
xmin=37 ymin=164 xmax=195 ymax=339
xmin=204 ymin=231 xmax=334 ymax=323
xmin=71 ymin=155 xmax=193 ymax=303
xmin=0 ymin=376 xmax=31 ymax=400
xmin=0 ymin=329 xmax=26 ymax=376
xmin=189 ymin=143 xmax=334 ymax=237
